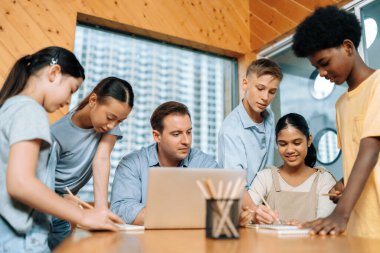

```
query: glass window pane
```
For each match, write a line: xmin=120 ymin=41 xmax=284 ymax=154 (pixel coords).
xmin=269 ymin=47 xmax=345 ymax=179
xmin=72 ymin=24 xmax=237 ymax=201
xmin=361 ymin=0 xmax=380 ymax=68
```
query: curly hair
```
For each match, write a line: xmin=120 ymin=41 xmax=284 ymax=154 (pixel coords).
xmin=292 ymin=5 xmax=362 ymax=57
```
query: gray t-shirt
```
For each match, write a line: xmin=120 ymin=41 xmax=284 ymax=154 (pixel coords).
xmin=49 ymin=110 xmax=123 ymax=195
xmin=0 ymin=96 xmax=51 ymax=234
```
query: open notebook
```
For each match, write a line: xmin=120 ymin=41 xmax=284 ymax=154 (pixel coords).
xmin=115 ymin=224 xmax=145 ymax=233
xmin=248 ymin=224 xmax=311 ymax=237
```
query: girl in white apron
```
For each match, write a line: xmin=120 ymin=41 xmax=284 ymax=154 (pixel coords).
xmin=248 ymin=113 xmax=336 ymax=224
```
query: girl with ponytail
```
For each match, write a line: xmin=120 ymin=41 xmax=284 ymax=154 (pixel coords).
xmin=48 ymin=76 xmax=134 ymax=249
xmin=241 ymin=113 xmax=337 ymax=226
xmin=0 ymin=47 xmax=123 ymax=253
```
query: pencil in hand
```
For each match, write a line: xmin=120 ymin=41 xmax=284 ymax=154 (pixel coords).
xmin=322 ymin=193 xmax=341 ymax=197
xmin=252 ymin=186 xmax=282 ymax=225
xmin=65 ymin=187 xmax=94 ymax=209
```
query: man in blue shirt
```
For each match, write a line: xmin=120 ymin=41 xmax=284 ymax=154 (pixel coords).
xmin=111 ymin=101 xmax=218 ymax=225
xmin=218 ymin=59 xmax=283 ymax=222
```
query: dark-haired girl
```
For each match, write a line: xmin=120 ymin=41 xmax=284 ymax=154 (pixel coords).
xmin=247 ymin=113 xmax=336 ymax=225
xmin=0 ymin=47 xmax=123 ymax=253
xmin=48 ymin=76 xmax=134 ymax=248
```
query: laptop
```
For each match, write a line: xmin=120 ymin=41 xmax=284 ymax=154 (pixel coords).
xmin=144 ymin=167 xmax=246 ymax=229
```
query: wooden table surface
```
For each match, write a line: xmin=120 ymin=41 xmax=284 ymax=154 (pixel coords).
xmin=54 ymin=228 xmax=380 ymax=253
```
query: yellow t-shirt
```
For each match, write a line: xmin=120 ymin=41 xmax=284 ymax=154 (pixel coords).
xmin=336 ymin=70 xmax=380 ymax=238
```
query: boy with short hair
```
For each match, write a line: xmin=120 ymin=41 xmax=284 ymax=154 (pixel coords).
xmin=293 ymin=6 xmax=380 ymax=237
xmin=219 ymin=58 xmax=283 ymax=185
xmin=218 ymin=58 xmax=282 ymax=222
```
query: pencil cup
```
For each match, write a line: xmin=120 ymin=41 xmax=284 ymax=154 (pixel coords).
xmin=206 ymin=199 xmax=240 ymax=239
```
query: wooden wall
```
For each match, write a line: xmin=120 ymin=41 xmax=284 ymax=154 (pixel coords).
xmin=249 ymin=0 xmax=351 ymax=52
xmin=236 ymin=0 xmax=351 ymax=96
xmin=0 ymin=0 xmax=250 ymax=122
xmin=1 ymin=0 xmax=353 ymax=122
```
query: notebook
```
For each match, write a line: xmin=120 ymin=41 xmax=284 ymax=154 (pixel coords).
xmin=144 ymin=167 xmax=246 ymax=229
xmin=248 ymin=224 xmax=311 ymax=237
xmin=116 ymin=224 xmax=145 ymax=233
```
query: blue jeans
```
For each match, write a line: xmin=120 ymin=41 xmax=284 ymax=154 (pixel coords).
xmin=48 ymin=216 xmax=71 ymax=250
xmin=0 ymin=213 xmax=50 ymax=253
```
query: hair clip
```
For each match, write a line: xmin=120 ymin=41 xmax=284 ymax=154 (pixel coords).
xmin=50 ymin=57 xmax=58 ymax=66
xmin=25 ymin=55 xmax=32 ymax=67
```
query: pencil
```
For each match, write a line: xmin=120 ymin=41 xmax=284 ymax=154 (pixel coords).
xmin=322 ymin=193 xmax=341 ymax=197
xmin=197 ymin=179 xmax=238 ymax=238
xmin=251 ymin=186 xmax=281 ymax=224
xmin=65 ymin=187 xmax=94 ymax=209
xmin=255 ymin=189 xmax=270 ymax=208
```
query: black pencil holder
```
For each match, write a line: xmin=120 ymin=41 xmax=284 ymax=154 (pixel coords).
xmin=206 ymin=199 xmax=240 ymax=239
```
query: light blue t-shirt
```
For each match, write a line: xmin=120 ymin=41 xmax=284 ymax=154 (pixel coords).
xmin=110 ymin=143 xmax=218 ymax=224
xmin=218 ymin=102 xmax=275 ymax=185
xmin=49 ymin=110 xmax=123 ymax=195
xmin=0 ymin=96 xmax=51 ymax=234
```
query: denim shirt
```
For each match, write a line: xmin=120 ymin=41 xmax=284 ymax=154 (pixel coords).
xmin=218 ymin=102 xmax=275 ymax=185
xmin=110 ymin=143 xmax=218 ymax=223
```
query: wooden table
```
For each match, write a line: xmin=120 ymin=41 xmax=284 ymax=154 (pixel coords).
xmin=55 ymin=228 xmax=380 ymax=253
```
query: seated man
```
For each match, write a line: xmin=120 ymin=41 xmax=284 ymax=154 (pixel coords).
xmin=111 ymin=101 xmax=218 ymax=225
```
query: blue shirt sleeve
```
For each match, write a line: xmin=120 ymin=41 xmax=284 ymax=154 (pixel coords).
xmin=197 ymin=152 xmax=219 ymax=168
xmin=110 ymin=155 xmax=145 ymax=224
xmin=106 ymin=125 xmax=123 ymax=140
xmin=218 ymin=131 xmax=247 ymax=170
xmin=187 ymin=148 xmax=218 ymax=168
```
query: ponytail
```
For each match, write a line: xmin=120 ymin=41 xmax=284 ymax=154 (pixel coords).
xmin=0 ymin=46 xmax=84 ymax=106
xmin=0 ymin=56 xmax=30 ymax=106
xmin=76 ymin=77 xmax=134 ymax=111
xmin=305 ymin=143 xmax=317 ymax=167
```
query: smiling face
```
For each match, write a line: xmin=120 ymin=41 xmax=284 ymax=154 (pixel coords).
xmin=307 ymin=40 xmax=355 ymax=85
xmin=277 ymin=125 xmax=312 ymax=168
xmin=153 ymin=113 xmax=192 ymax=164
xmin=242 ymin=73 xmax=280 ymax=118
xmin=88 ymin=95 xmax=132 ymax=133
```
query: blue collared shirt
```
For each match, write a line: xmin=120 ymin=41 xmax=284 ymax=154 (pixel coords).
xmin=218 ymin=102 xmax=275 ymax=185
xmin=110 ymin=143 xmax=218 ymax=224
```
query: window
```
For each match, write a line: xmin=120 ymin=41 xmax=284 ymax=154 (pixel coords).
xmin=360 ymin=0 xmax=380 ymax=68
xmin=266 ymin=47 xmax=346 ymax=179
xmin=258 ymin=0 xmax=378 ymax=179
xmin=72 ymin=24 xmax=237 ymax=201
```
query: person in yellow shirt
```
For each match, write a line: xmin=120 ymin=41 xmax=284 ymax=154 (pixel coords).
xmin=292 ymin=6 xmax=380 ymax=237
